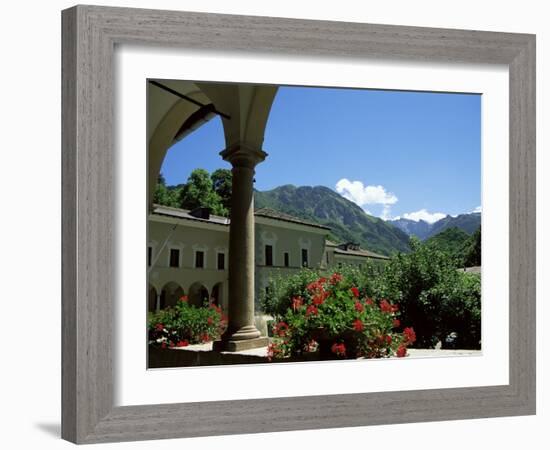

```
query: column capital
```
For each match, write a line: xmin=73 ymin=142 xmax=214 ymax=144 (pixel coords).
xmin=220 ymin=142 xmax=268 ymax=169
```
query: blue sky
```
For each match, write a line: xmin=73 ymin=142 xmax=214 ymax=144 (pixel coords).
xmin=160 ymin=86 xmax=481 ymax=222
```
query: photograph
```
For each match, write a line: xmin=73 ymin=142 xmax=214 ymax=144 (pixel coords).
xmin=146 ymin=80 xmax=482 ymax=368
xmin=50 ymin=3 xmax=538 ymax=445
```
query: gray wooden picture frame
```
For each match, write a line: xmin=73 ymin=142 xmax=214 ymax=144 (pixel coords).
xmin=61 ymin=5 xmax=536 ymax=444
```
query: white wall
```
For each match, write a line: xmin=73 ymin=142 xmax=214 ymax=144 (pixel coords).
xmin=0 ymin=1 xmax=546 ymax=449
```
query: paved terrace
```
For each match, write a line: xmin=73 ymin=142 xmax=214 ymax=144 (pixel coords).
xmin=148 ymin=343 xmax=481 ymax=368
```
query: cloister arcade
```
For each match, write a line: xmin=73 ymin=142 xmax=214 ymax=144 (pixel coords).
xmin=148 ymin=80 xmax=277 ymax=351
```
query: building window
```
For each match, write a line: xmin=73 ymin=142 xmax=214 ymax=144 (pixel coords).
xmin=217 ymin=253 xmax=225 ymax=270
xmin=148 ymin=246 xmax=152 ymax=267
xmin=265 ymin=245 xmax=273 ymax=266
xmin=169 ymin=248 xmax=180 ymax=268
xmin=301 ymin=248 xmax=309 ymax=267
xmin=326 ymin=252 xmax=329 ymax=265
xmin=284 ymin=252 xmax=289 ymax=267
xmin=195 ymin=251 xmax=205 ymax=269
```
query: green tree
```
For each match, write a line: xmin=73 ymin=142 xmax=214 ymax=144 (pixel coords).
xmin=179 ymin=168 xmax=227 ymax=216
xmin=211 ymin=168 xmax=232 ymax=214
xmin=462 ymin=226 xmax=481 ymax=267
xmin=424 ymin=227 xmax=469 ymax=258
xmin=153 ymin=173 xmax=180 ymax=207
xmin=372 ymin=237 xmax=480 ymax=348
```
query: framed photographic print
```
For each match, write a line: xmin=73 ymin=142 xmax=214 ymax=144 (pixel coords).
xmin=62 ymin=5 xmax=535 ymax=444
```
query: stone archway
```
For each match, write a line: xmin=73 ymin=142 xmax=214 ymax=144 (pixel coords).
xmin=211 ymin=282 xmax=224 ymax=308
xmin=148 ymin=284 xmax=158 ymax=312
xmin=160 ymin=281 xmax=184 ymax=309
xmin=188 ymin=282 xmax=209 ymax=308
xmin=148 ymin=80 xmax=278 ymax=350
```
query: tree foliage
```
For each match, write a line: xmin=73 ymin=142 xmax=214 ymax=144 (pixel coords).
xmin=153 ymin=169 xmax=233 ymax=217
xmin=211 ymin=168 xmax=233 ymax=213
xmin=153 ymin=174 xmax=181 ymax=207
xmin=372 ymin=237 xmax=480 ymax=348
xmin=262 ymin=237 xmax=481 ymax=350
xmin=424 ymin=225 xmax=482 ymax=268
xmin=462 ymin=226 xmax=481 ymax=267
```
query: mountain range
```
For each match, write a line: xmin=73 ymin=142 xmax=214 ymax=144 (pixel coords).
xmin=254 ymin=184 xmax=481 ymax=256
xmin=387 ymin=212 xmax=481 ymax=240
xmin=254 ymin=185 xmax=411 ymax=256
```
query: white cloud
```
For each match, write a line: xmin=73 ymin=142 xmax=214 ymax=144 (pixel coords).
xmin=401 ymin=209 xmax=447 ymax=224
xmin=472 ymin=205 xmax=482 ymax=213
xmin=380 ymin=205 xmax=393 ymax=221
xmin=335 ymin=179 xmax=398 ymax=219
xmin=335 ymin=179 xmax=397 ymax=206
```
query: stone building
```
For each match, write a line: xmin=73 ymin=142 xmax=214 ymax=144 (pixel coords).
xmin=147 ymin=204 xmax=388 ymax=335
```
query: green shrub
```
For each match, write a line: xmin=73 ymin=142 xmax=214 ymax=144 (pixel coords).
xmin=261 ymin=268 xmax=321 ymax=317
xmin=267 ymin=272 xmax=416 ymax=360
xmin=148 ymin=296 xmax=227 ymax=347
xmin=263 ymin=237 xmax=481 ymax=350
xmin=373 ymin=238 xmax=481 ymax=348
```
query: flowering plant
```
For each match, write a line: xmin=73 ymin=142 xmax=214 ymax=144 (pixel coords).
xmin=148 ymin=296 xmax=227 ymax=348
xmin=267 ymin=273 xmax=416 ymax=361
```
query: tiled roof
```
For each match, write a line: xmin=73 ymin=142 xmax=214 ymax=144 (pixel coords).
xmin=254 ymin=208 xmax=331 ymax=230
xmin=151 ymin=204 xmax=330 ymax=230
xmin=151 ymin=204 xmax=230 ymax=225
xmin=332 ymin=247 xmax=389 ymax=260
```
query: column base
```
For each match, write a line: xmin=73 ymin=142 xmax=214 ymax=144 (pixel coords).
xmin=213 ymin=337 xmax=270 ymax=352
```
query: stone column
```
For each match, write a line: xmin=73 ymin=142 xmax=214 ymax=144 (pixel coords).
xmin=213 ymin=143 xmax=269 ymax=352
xmin=155 ymin=294 xmax=161 ymax=312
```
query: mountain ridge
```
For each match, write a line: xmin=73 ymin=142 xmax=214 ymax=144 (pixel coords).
xmin=388 ymin=212 xmax=481 ymax=240
xmin=254 ymin=184 xmax=411 ymax=256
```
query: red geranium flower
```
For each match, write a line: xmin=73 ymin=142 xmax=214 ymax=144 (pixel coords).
xmin=354 ymin=301 xmax=364 ymax=313
xmin=267 ymin=342 xmax=281 ymax=361
xmin=385 ymin=335 xmax=392 ymax=345
xmin=176 ymin=340 xmax=189 ymax=347
xmin=403 ymin=327 xmax=416 ymax=344
xmin=154 ymin=323 xmax=164 ymax=332
xmin=273 ymin=321 xmax=289 ymax=337
xmin=292 ymin=296 xmax=303 ymax=311
xmin=393 ymin=318 xmax=401 ymax=328
xmin=350 ymin=287 xmax=360 ymax=298
xmin=161 ymin=342 xmax=167 ymax=349
xmin=353 ymin=319 xmax=364 ymax=332
xmin=200 ymin=333 xmax=211 ymax=343
xmin=179 ymin=295 xmax=188 ymax=303
xmin=331 ymin=342 xmax=346 ymax=357
xmin=307 ymin=277 xmax=328 ymax=293
xmin=365 ymin=298 xmax=374 ymax=306
xmin=380 ymin=299 xmax=395 ymax=313
xmin=330 ymin=272 xmax=343 ymax=284
xmin=396 ymin=345 xmax=407 ymax=357
xmin=306 ymin=305 xmax=319 ymax=317
xmin=312 ymin=291 xmax=328 ymax=305
xmin=207 ymin=316 xmax=214 ymax=325
xmin=209 ymin=303 xmax=222 ymax=313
